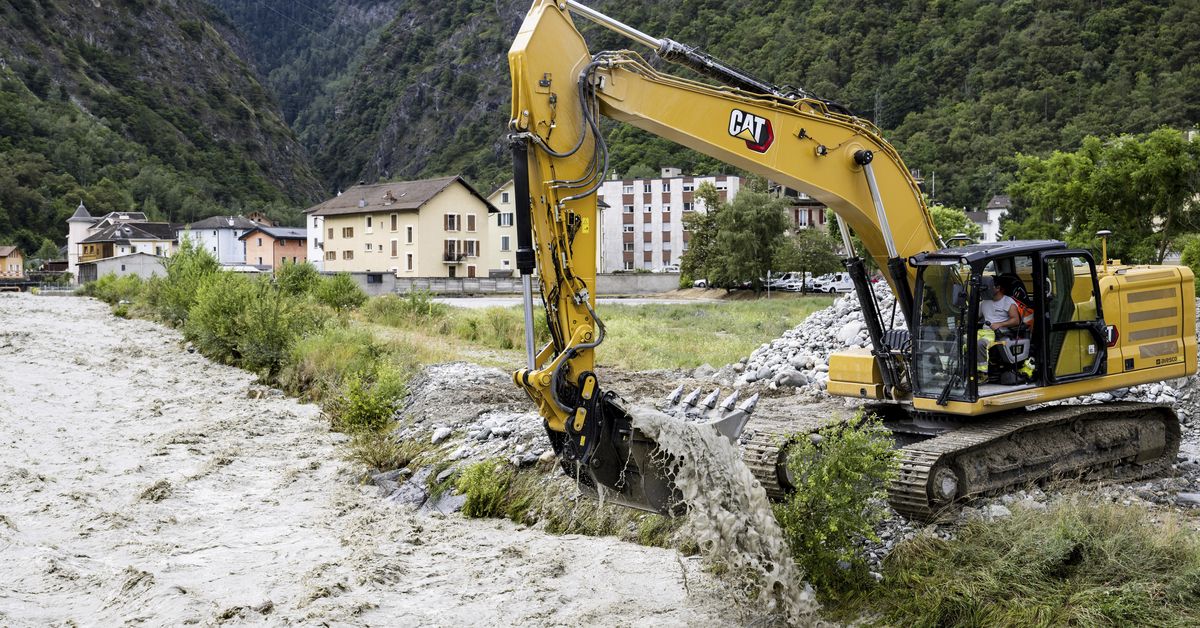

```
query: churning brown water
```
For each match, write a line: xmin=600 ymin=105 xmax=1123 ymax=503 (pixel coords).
xmin=631 ymin=406 xmax=818 ymax=623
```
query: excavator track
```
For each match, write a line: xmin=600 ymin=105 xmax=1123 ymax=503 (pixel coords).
xmin=739 ymin=402 xmax=1179 ymax=522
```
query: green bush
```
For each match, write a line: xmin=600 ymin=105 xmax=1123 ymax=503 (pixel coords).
xmin=773 ymin=411 xmax=898 ymax=595
xmin=363 ymin=291 xmax=448 ymax=326
xmin=80 ymin=272 xmax=144 ymax=305
xmin=158 ymin=239 xmax=219 ymax=325
xmin=275 ymin=261 xmax=322 ymax=296
xmin=185 ymin=272 xmax=257 ymax=364
xmin=456 ymin=459 xmax=514 ymax=518
xmin=314 ymin=272 xmax=367 ymax=311
xmin=236 ymin=287 xmax=331 ymax=377
xmin=331 ymin=365 xmax=405 ymax=432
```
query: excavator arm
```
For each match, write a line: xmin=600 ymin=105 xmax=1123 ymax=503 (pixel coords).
xmin=507 ymin=0 xmax=940 ymax=513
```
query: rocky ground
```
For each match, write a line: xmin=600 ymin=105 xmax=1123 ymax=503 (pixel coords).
xmin=0 ymin=293 xmax=738 ymax=626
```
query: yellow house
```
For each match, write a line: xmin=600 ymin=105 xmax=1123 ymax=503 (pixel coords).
xmin=0 ymin=246 xmax=24 ymax=278
xmin=485 ymin=180 xmax=518 ymax=276
xmin=309 ymin=176 xmax=498 ymax=278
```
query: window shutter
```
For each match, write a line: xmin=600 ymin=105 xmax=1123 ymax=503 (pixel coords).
xmin=467 ymin=214 xmax=476 ymax=232
xmin=444 ymin=215 xmax=449 ymax=231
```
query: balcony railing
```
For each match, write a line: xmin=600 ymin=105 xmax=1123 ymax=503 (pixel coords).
xmin=443 ymin=252 xmax=466 ymax=263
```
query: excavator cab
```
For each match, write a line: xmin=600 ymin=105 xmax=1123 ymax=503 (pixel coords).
xmin=910 ymin=241 xmax=1109 ymax=408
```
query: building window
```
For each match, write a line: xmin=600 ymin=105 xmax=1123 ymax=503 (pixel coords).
xmin=662 ymin=181 xmax=671 ymax=192
xmin=256 ymin=237 xmax=262 ymax=246
xmin=212 ymin=230 xmax=217 ymax=236
xmin=499 ymin=213 xmax=514 ymax=227
xmin=365 ymin=242 xmax=373 ymax=252
xmin=406 ymin=253 xmax=413 ymax=270
xmin=643 ymin=182 xmax=651 ymax=193
xmin=343 ymin=250 xmax=354 ymax=260
xmin=623 ymin=205 xmax=634 ymax=213
xmin=367 ymin=273 xmax=383 ymax=284
xmin=342 ymin=227 xmax=354 ymax=238
xmin=500 ymin=236 xmax=511 ymax=251
xmin=663 ymin=242 xmax=673 ymax=251
xmin=391 ymin=240 xmax=398 ymax=257
xmin=325 ymin=251 xmax=335 ymax=261
xmin=257 ymin=257 xmax=263 ymax=265
xmin=622 ymin=185 xmax=633 ymax=194
xmin=683 ymin=202 xmax=693 ymax=212
xmin=662 ymin=205 xmax=671 ymax=213
xmin=622 ymin=225 xmax=635 ymax=233
xmin=120 ymin=264 xmax=126 ymax=271
xmin=444 ymin=239 xmax=462 ymax=260
xmin=445 ymin=214 xmax=462 ymax=231
xmin=467 ymin=214 xmax=476 ymax=232
xmin=391 ymin=214 xmax=398 ymax=231
xmin=464 ymin=239 xmax=479 ymax=257
xmin=328 ymin=227 xmax=334 ymax=240
xmin=502 ymin=192 xmax=510 ymax=203
xmin=623 ymin=243 xmax=634 ymax=252
xmin=366 ymin=216 xmax=373 ymax=229
xmin=683 ymin=183 xmax=694 ymax=192
xmin=406 ymin=226 xmax=414 ymax=243
xmin=643 ymin=205 xmax=652 ymax=213
xmin=623 ymin=261 xmax=634 ymax=270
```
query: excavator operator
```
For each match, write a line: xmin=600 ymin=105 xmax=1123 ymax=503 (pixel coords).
xmin=977 ymin=276 xmax=1021 ymax=375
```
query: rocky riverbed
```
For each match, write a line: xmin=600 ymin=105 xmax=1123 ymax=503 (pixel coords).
xmin=0 ymin=293 xmax=738 ymax=626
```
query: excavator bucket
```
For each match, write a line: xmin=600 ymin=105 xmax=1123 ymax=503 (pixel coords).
xmin=551 ymin=386 xmax=758 ymax=517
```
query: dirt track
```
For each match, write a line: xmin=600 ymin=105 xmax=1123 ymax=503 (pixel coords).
xmin=0 ymin=294 xmax=735 ymax=626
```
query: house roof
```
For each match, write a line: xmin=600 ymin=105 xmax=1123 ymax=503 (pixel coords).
xmin=67 ymin=202 xmax=96 ymax=223
xmin=0 ymin=245 xmax=18 ymax=257
xmin=308 ymin=175 xmax=496 ymax=217
xmin=986 ymin=195 xmax=1012 ymax=211
xmin=81 ymin=222 xmax=177 ymax=244
xmin=238 ymin=226 xmax=307 ymax=241
xmin=181 ymin=215 xmax=260 ymax=230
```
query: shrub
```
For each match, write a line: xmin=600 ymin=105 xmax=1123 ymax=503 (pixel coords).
xmin=331 ymin=364 xmax=405 ymax=433
xmin=185 ymin=272 xmax=257 ymax=364
xmin=236 ymin=287 xmax=330 ymax=377
xmin=456 ymin=459 xmax=514 ymax=518
xmin=81 ymin=272 xmax=143 ymax=305
xmin=345 ymin=431 xmax=432 ymax=473
xmin=158 ymin=239 xmax=219 ymax=325
xmin=275 ymin=261 xmax=322 ymax=297
xmin=773 ymin=411 xmax=898 ymax=594
xmin=363 ymin=291 xmax=448 ymax=326
xmin=314 ymin=273 xmax=367 ymax=311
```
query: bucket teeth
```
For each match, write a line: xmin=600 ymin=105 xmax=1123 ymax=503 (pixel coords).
xmin=681 ymin=387 xmax=703 ymax=407
xmin=700 ymin=389 xmax=720 ymax=409
xmin=739 ymin=393 xmax=760 ymax=414
xmin=719 ymin=390 xmax=739 ymax=411
xmin=666 ymin=384 xmax=684 ymax=406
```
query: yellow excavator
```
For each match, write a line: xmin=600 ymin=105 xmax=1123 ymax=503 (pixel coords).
xmin=506 ymin=0 xmax=1196 ymax=520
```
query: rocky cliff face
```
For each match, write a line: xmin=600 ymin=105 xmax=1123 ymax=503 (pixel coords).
xmin=0 ymin=0 xmax=322 ymax=204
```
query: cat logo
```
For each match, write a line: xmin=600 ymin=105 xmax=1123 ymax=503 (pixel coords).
xmin=728 ymin=109 xmax=773 ymax=153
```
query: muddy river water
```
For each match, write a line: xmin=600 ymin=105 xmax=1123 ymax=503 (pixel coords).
xmin=0 ymin=294 xmax=736 ymax=626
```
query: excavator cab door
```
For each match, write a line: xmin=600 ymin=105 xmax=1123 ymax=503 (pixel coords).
xmin=1039 ymin=251 xmax=1107 ymax=382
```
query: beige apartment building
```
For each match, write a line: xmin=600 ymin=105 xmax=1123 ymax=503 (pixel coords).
xmin=485 ymin=180 xmax=517 ymax=275
xmin=308 ymin=176 xmax=498 ymax=278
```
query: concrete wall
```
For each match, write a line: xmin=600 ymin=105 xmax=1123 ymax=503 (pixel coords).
xmin=342 ymin=272 xmax=679 ymax=296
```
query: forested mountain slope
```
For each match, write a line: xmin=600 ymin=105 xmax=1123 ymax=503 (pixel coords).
xmin=303 ymin=0 xmax=1198 ymax=205
xmin=0 ymin=0 xmax=321 ymax=252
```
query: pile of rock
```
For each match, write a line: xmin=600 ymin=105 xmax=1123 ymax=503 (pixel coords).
xmin=734 ymin=286 xmax=898 ymax=392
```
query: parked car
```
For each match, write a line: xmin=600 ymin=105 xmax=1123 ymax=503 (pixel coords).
xmin=655 ymin=264 xmax=681 ymax=273
xmin=692 ymin=278 xmax=708 ymax=288
xmin=778 ymin=278 xmax=808 ymax=292
xmin=811 ymin=272 xmax=854 ymax=293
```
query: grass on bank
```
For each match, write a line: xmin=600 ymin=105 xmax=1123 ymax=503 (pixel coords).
xmin=357 ymin=291 xmax=834 ymax=371
xmin=837 ymin=501 xmax=1200 ymax=627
